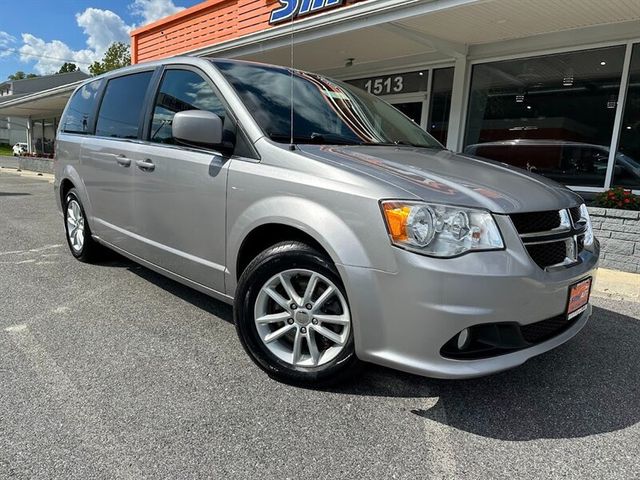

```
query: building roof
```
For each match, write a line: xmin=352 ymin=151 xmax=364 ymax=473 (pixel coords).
xmin=0 ymin=70 xmax=90 ymax=96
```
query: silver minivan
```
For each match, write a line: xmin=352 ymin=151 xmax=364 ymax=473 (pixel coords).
xmin=55 ymin=57 xmax=599 ymax=385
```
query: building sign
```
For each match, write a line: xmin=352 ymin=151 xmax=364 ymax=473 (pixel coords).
xmin=347 ymin=72 xmax=428 ymax=96
xmin=270 ymin=0 xmax=345 ymax=25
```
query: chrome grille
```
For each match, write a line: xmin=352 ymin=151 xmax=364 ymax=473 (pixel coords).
xmin=569 ymin=206 xmax=582 ymax=225
xmin=510 ymin=210 xmax=561 ymax=235
xmin=510 ymin=207 xmax=587 ymax=270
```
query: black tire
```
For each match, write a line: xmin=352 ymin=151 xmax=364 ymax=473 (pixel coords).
xmin=63 ymin=188 xmax=102 ymax=262
xmin=234 ymin=241 xmax=360 ymax=386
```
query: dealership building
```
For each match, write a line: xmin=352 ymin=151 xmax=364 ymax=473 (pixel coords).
xmin=128 ymin=0 xmax=640 ymax=194
xmin=1 ymin=0 xmax=639 ymax=193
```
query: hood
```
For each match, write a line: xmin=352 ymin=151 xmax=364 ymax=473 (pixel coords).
xmin=296 ymin=145 xmax=583 ymax=214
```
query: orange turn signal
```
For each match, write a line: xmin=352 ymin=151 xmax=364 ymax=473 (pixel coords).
xmin=382 ymin=203 xmax=411 ymax=242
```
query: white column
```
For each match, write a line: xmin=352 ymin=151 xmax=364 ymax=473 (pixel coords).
xmin=604 ymin=41 xmax=634 ymax=190
xmin=26 ymin=118 xmax=33 ymax=154
xmin=446 ymin=55 xmax=469 ymax=152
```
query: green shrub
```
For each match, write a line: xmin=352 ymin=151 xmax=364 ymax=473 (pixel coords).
xmin=0 ymin=143 xmax=13 ymax=156
xmin=593 ymin=187 xmax=640 ymax=211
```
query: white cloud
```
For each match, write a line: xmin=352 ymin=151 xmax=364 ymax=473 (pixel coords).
xmin=0 ymin=31 xmax=16 ymax=58
xmin=19 ymin=6 xmax=131 ymax=75
xmin=17 ymin=1 xmax=184 ymax=75
xmin=76 ymin=8 xmax=131 ymax=56
xmin=19 ymin=33 xmax=96 ymax=74
xmin=130 ymin=0 xmax=185 ymax=25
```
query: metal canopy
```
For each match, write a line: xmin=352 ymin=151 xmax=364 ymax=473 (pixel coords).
xmin=190 ymin=0 xmax=640 ymax=77
xmin=0 ymin=82 xmax=82 ymax=119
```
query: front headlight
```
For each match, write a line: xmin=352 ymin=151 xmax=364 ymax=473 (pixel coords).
xmin=579 ymin=203 xmax=595 ymax=247
xmin=381 ymin=201 xmax=504 ymax=257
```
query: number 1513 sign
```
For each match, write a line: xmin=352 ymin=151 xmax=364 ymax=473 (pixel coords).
xmin=347 ymin=72 xmax=428 ymax=96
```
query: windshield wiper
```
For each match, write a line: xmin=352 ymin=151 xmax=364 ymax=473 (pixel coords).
xmin=362 ymin=140 xmax=443 ymax=149
xmin=268 ymin=133 xmax=363 ymax=145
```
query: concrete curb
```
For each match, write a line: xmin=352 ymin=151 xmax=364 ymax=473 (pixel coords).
xmin=0 ymin=167 xmax=54 ymax=183
xmin=593 ymin=268 xmax=639 ymax=303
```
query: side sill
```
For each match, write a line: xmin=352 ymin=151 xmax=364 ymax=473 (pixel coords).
xmin=94 ymin=235 xmax=235 ymax=306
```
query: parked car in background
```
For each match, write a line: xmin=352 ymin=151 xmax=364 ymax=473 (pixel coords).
xmin=12 ymin=143 xmax=28 ymax=156
xmin=464 ymin=139 xmax=640 ymax=188
xmin=54 ymin=58 xmax=599 ymax=385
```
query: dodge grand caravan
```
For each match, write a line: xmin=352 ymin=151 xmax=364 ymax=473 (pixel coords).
xmin=55 ymin=58 xmax=599 ymax=385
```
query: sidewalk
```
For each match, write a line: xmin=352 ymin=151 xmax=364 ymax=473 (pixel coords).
xmin=593 ymin=268 xmax=640 ymax=303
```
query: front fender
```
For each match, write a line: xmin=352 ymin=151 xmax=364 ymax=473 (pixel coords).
xmin=226 ymin=195 xmax=394 ymax=295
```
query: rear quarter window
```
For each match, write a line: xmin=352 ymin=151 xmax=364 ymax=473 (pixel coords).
xmin=95 ymin=71 xmax=154 ymax=139
xmin=60 ymin=79 xmax=103 ymax=134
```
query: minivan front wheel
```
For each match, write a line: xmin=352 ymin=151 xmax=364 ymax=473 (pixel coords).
xmin=64 ymin=188 xmax=101 ymax=262
xmin=235 ymin=241 xmax=359 ymax=385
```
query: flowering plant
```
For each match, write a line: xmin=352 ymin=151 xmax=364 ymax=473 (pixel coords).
xmin=593 ymin=187 xmax=640 ymax=211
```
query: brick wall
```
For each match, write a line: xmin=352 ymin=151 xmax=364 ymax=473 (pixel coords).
xmin=588 ymin=207 xmax=640 ymax=274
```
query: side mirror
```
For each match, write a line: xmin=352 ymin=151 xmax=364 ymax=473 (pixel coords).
xmin=172 ymin=110 xmax=223 ymax=147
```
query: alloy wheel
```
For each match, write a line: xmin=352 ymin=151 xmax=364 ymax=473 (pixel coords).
xmin=254 ymin=269 xmax=351 ymax=368
xmin=66 ymin=199 xmax=85 ymax=253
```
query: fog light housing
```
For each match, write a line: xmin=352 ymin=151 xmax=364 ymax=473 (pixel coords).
xmin=457 ymin=328 xmax=471 ymax=350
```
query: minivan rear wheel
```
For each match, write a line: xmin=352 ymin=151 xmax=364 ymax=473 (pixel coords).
xmin=235 ymin=241 xmax=359 ymax=386
xmin=64 ymin=188 xmax=102 ymax=262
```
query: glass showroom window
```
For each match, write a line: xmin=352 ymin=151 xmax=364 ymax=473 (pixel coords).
xmin=464 ymin=46 xmax=626 ymax=187
xmin=428 ymin=67 xmax=454 ymax=145
xmin=613 ymin=44 xmax=640 ymax=191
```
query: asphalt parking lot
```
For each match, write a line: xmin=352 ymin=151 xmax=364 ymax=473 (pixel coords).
xmin=1 ymin=171 xmax=639 ymax=479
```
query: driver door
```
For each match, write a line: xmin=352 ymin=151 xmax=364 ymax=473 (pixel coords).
xmin=132 ymin=67 xmax=231 ymax=292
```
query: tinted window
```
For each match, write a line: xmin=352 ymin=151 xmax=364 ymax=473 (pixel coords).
xmin=150 ymin=69 xmax=227 ymax=145
xmin=214 ymin=60 xmax=442 ymax=148
xmin=95 ymin=72 xmax=153 ymax=139
xmin=464 ymin=46 xmax=626 ymax=187
xmin=61 ymin=79 xmax=103 ymax=134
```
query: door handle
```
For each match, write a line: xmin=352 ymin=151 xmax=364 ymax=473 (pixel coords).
xmin=136 ymin=159 xmax=155 ymax=172
xmin=115 ymin=155 xmax=131 ymax=167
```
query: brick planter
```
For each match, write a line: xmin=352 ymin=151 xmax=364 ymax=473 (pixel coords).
xmin=588 ymin=207 xmax=640 ymax=274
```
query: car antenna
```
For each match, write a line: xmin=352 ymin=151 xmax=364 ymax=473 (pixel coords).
xmin=288 ymin=12 xmax=296 ymax=151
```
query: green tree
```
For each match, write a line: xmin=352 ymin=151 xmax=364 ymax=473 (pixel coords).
xmin=8 ymin=71 xmax=39 ymax=80
xmin=58 ymin=62 xmax=78 ymax=74
xmin=89 ymin=42 xmax=131 ymax=76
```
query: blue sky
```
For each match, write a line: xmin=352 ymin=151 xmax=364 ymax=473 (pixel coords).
xmin=0 ymin=0 xmax=200 ymax=80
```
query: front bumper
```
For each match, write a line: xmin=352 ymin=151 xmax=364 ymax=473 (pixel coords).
xmin=337 ymin=223 xmax=599 ymax=379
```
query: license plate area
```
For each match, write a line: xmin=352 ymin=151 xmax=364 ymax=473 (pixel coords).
xmin=567 ymin=277 xmax=592 ymax=319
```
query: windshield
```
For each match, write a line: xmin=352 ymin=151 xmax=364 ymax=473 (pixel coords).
xmin=212 ymin=60 xmax=443 ymax=148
